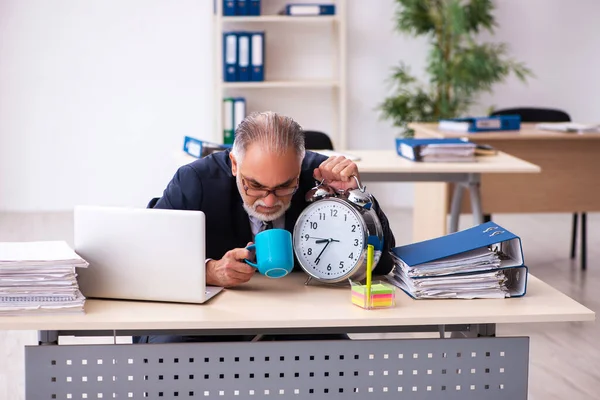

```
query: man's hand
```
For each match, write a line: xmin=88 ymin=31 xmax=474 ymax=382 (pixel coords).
xmin=313 ymin=156 xmax=360 ymax=192
xmin=206 ymin=244 xmax=256 ymax=287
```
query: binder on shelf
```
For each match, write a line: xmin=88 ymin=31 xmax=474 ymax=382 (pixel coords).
xmin=184 ymin=136 xmax=232 ymax=159
xmin=438 ymin=115 xmax=521 ymax=133
xmin=387 ymin=221 xmax=528 ymax=299
xmin=223 ymin=0 xmax=236 ymax=16
xmin=223 ymin=98 xmax=235 ymax=144
xmin=395 ymin=137 xmax=476 ymax=162
xmin=235 ymin=0 xmax=249 ymax=15
xmin=249 ymin=0 xmax=261 ymax=15
xmin=282 ymin=4 xmax=335 ymax=15
xmin=237 ymin=32 xmax=251 ymax=81
xmin=250 ymin=32 xmax=264 ymax=81
xmin=223 ymin=32 xmax=238 ymax=82
xmin=233 ymin=97 xmax=246 ymax=132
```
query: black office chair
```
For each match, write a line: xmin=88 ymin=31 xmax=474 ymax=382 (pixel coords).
xmin=489 ymin=107 xmax=586 ymax=270
xmin=303 ymin=130 xmax=334 ymax=150
xmin=147 ymin=197 xmax=160 ymax=208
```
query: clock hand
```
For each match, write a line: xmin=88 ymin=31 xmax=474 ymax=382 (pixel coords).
xmin=315 ymin=238 xmax=340 ymax=244
xmin=314 ymin=241 xmax=331 ymax=265
xmin=308 ymin=236 xmax=328 ymax=241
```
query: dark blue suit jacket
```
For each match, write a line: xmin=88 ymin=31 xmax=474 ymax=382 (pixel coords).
xmin=155 ymin=150 xmax=395 ymax=275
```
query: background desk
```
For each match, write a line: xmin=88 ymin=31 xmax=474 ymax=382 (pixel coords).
xmin=0 ymin=273 xmax=593 ymax=400
xmin=409 ymin=122 xmax=600 ymax=215
xmin=178 ymin=150 xmax=541 ymax=242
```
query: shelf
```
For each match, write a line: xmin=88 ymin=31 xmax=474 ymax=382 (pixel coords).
xmin=220 ymin=15 xmax=338 ymax=23
xmin=222 ymin=80 xmax=339 ymax=89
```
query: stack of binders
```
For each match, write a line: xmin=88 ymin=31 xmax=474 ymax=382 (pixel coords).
xmin=223 ymin=31 xmax=265 ymax=82
xmin=387 ymin=222 xmax=529 ymax=299
xmin=395 ymin=138 xmax=476 ymax=162
xmin=222 ymin=97 xmax=246 ymax=144
xmin=223 ymin=0 xmax=261 ymax=16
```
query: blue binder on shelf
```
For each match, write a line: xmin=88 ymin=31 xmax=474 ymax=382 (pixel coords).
xmin=250 ymin=32 xmax=264 ymax=81
xmin=223 ymin=0 xmax=236 ymax=16
xmin=249 ymin=0 xmax=261 ymax=15
xmin=283 ymin=4 xmax=335 ymax=15
xmin=438 ymin=115 xmax=521 ymax=132
xmin=237 ymin=32 xmax=251 ymax=81
xmin=235 ymin=0 xmax=249 ymax=15
xmin=389 ymin=221 xmax=528 ymax=299
xmin=223 ymin=32 xmax=238 ymax=82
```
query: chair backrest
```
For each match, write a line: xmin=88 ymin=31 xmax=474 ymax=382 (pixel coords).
xmin=147 ymin=197 xmax=160 ymax=209
xmin=490 ymin=107 xmax=571 ymax=123
xmin=304 ymin=130 xmax=334 ymax=150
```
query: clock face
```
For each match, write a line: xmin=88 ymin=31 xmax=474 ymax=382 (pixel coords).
xmin=293 ymin=199 xmax=366 ymax=281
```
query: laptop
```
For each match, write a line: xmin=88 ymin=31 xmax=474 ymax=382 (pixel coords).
xmin=74 ymin=205 xmax=223 ymax=304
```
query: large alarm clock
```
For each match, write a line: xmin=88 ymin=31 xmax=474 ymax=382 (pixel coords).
xmin=292 ymin=176 xmax=384 ymax=284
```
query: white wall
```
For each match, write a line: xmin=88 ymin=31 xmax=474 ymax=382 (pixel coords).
xmin=0 ymin=0 xmax=213 ymax=211
xmin=1 ymin=0 xmax=600 ymax=212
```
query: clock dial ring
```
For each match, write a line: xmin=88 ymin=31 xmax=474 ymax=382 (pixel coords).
xmin=293 ymin=197 xmax=368 ymax=283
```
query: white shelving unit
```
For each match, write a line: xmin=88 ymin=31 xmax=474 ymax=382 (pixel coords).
xmin=213 ymin=0 xmax=347 ymax=148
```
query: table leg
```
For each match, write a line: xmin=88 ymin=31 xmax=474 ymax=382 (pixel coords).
xmin=468 ymin=174 xmax=483 ymax=226
xmin=38 ymin=331 xmax=58 ymax=345
xmin=449 ymin=183 xmax=465 ymax=233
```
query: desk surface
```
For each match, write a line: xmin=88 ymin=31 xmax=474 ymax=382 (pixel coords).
xmin=409 ymin=122 xmax=600 ymax=141
xmin=0 ymin=273 xmax=593 ymax=331
xmin=177 ymin=150 xmax=540 ymax=174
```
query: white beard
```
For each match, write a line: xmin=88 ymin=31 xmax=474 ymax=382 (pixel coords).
xmin=237 ymin=174 xmax=291 ymax=222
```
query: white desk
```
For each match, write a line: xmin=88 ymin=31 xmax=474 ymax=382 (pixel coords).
xmin=2 ymin=273 xmax=593 ymax=399
xmin=177 ymin=150 xmax=541 ymax=242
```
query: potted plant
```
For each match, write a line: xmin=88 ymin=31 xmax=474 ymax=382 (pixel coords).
xmin=379 ymin=0 xmax=533 ymax=137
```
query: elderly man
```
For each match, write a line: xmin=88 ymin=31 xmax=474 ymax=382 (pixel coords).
xmin=153 ymin=111 xmax=396 ymax=287
xmin=137 ymin=111 xmax=396 ymax=343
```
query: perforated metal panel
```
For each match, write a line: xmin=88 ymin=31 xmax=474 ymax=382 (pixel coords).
xmin=26 ymin=337 xmax=529 ymax=399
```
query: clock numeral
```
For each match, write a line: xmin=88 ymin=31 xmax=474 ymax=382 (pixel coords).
xmin=307 ymin=248 xmax=313 ymax=256
xmin=351 ymin=224 xmax=356 ymax=232
xmin=348 ymin=252 xmax=354 ymax=259
xmin=339 ymin=261 xmax=344 ymax=269
xmin=319 ymin=212 xmax=326 ymax=220
xmin=354 ymin=239 xmax=359 ymax=246
xmin=327 ymin=264 xmax=332 ymax=271
xmin=344 ymin=214 xmax=347 ymax=221
xmin=304 ymin=234 xmax=310 ymax=241
xmin=330 ymin=209 xmax=338 ymax=217
xmin=310 ymin=222 xmax=318 ymax=230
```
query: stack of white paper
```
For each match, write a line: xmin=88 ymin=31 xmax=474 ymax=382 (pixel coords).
xmin=0 ymin=241 xmax=88 ymax=315
xmin=389 ymin=247 xmax=511 ymax=299
xmin=419 ymin=143 xmax=476 ymax=162
xmin=535 ymin=122 xmax=600 ymax=134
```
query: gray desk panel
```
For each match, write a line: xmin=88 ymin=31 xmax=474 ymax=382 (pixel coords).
xmin=26 ymin=336 xmax=528 ymax=400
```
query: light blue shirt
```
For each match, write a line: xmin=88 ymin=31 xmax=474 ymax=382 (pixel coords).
xmin=248 ymin=215 xmax=285 ymax=239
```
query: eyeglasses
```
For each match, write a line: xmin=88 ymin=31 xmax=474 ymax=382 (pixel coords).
xmin=242 ymin=176 xmax=299 ymax=198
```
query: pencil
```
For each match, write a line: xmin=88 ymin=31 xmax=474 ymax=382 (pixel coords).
xmin=366 ymin=244 xmax=374 ymax=309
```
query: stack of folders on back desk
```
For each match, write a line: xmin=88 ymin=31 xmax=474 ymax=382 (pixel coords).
xmin=0 ymin=241 xmax=88 ymax=315
xmin=387 ymin=222 xmax=529 ymax=299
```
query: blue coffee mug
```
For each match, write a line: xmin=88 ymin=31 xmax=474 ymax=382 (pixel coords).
xmin=245 ymin=228 xmax=294 ymax=278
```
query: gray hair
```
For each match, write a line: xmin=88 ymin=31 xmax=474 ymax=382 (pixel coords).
xmin=231 ymin=111 xmax=306 ymax=164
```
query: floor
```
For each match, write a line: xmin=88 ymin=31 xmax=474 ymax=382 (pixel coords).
xmin=0 ymin=209 xmax=598 ymax=399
